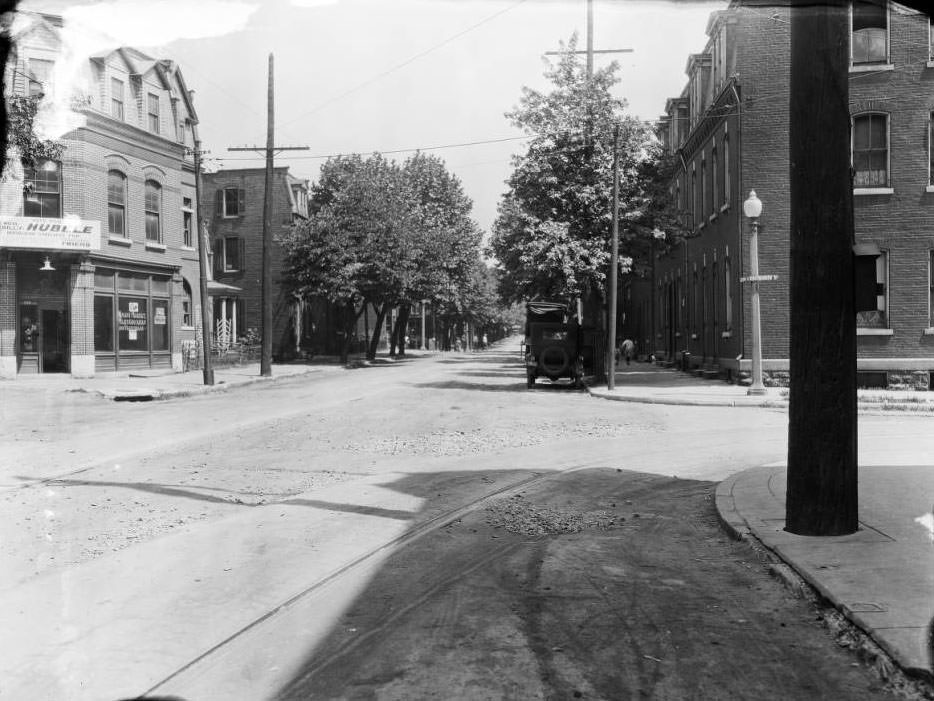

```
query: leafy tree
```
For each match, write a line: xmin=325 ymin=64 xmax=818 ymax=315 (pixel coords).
xmin=280 ymin=151 xmax=494 ymax=361
xmin=488 ymin=34 xmax=667 ymax=309
xmin=279 ymin=153 xmax=413 ymax=362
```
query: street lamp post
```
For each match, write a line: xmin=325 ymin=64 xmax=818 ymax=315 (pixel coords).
xmin=743 ymin=190 xmax=767 ymax=396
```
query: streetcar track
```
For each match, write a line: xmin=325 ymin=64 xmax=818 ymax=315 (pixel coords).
xmin=145 ymin=457 xmax=609 ymax=696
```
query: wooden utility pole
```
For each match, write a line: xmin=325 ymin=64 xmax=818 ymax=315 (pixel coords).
xmin=229 ymin=53 xmax=308 ymax=377
xmin=606 ymin=124 xmax=619 ymax=390
xmin=786 ymin=3 xmax=857 ymax=535
xmin=191 ymin=140 xmax=214 ymax=386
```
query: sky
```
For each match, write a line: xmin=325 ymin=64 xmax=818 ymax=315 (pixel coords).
xmin=16 ymin=0 xmax=726 ymax=237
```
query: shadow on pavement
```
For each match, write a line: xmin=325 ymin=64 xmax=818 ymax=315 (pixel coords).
xmin=270 ymin=467 xmax=895 ymax=701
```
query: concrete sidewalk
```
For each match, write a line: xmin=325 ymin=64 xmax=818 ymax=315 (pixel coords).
xmin=717 ymin=464 xmax=934 ymax=681
xmin=588 ymin=359 xmax=934 ymax=413
xmin=587 ymin=361 xmax=934 ymax=681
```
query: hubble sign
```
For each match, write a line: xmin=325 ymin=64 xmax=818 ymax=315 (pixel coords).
xmin=0 ymin=216 xmax=101 ymax=250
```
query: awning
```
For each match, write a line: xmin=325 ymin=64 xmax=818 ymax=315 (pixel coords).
xmin=207 ymin=280 xmax=242 ymax=294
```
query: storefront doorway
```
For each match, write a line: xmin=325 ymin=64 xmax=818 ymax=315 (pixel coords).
xmin=41 ymin=308 xmax=67 ymax=372
xmin=16 ymin=255 xmax=70 ymax=374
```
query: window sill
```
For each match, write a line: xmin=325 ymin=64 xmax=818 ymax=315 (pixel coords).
xmin=925 ymin=186 xmax=934 ymax=194
xmin=849 ymin=63 xmax=894 ymax=73
xmin=697 ymin=223 xmax=706 ymax=232
xmin=145 ymin=242 xmax=167 ymax=252
xmin=180 ymin=245 xmax=196 ymax=251
xmin=923 ymin=327 xmax=934 ymax=336
xmin=180 ymin=325 xmax=195 ymax=331
xmin=223 ymin=269 xmax=241 ymax=275
xmin=857 ymin=327 xmax=893 ymax=336
xmin=108 ymin=236 xmax=131 ymax=246
xmin=854 ymin=187 xmax=893 ymax=196
xmin=719 ymin=203 xmax=730 ymax=214
xmin=927 ymin=60 xmax=934 ymax=69
xmin=721 ymin=330 xmax=732 ymax=339
xmin=708 ymin=213 xmax=717 ymax=224
xmin=690 ymin=333 xmax=698 ymax=340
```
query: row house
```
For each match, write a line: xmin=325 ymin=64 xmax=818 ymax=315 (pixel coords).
xmin=625 ymin=1 xmax=934 ymax=389
xmin=201 ymin=167 xmax=313 ymax=360
xmin=0 ymin=12 xmax=203 ymax=377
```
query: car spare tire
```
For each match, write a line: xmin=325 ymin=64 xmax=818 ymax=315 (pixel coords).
xmin=540 ymin=346 xmax=569 ymax=375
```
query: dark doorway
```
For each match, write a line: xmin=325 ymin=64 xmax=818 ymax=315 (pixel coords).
xmin=41 ymin=309 xmax=68 ymax=373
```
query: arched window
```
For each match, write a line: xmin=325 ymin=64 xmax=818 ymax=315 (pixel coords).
xmin=107 ymin=170 xmax=127 ymax=237
xmin=145 ymin=180 xmax=162 ymax=242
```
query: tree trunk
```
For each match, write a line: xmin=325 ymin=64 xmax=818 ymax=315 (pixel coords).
xmin=367 ymin=302 xmax=387 ymax=361
xmin=339 ymin=301 xmax=364 ymax=365
xmin=786 ymin=2 xmax=858 ymax=536
xmin=393 ymin=304 xmax=411 ymax=356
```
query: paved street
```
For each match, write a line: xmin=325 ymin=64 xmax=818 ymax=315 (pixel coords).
xmin=0 ymin=342 xmax=927 ymax=700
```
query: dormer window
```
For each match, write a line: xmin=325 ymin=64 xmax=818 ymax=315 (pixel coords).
xmin=852 ymin=0 xmax=887 ymax=65
xmin=147 ymin=92 xmax=160 ymax=133
xmin=111 ymin=78 xmax=124 ymax=120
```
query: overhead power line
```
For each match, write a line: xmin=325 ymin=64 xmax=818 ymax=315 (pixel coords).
xmin=217 ymin=134 xmax=531 ymax=162
xmin=279 ymin=0 xmax=530 ymax=129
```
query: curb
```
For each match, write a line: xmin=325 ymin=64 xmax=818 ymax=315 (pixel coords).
xmin=90 ymin=366 xmax=322 ymax=402
xmin=713 ymin=468 xmax=934 ymax=690
xmin=585 ymin=383 xmax=934 ymax=413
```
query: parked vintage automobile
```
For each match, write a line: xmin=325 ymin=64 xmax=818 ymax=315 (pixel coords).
xmin=524 ymin=300 xmax=584 ymax=389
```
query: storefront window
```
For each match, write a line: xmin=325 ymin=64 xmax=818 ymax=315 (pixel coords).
xmin=94 ymin=296 xmax=114 ymax=351
xmin=118 ymin=297 xmax=148 ymax=351
xmin=95 ymin=270 xmax=115 ymax=290
xmin=152 ymin=299 xmax=169 ymax=351
xmin=118 ymin=273 xmax=148 ymax=292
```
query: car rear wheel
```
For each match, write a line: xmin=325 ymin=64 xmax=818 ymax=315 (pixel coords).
xmin=539 ymin=346 xmax=569 ymax=376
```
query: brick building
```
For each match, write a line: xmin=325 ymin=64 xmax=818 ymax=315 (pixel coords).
xmin=0 ymin=12 xmax=203 ymax=378
xmin=624 ymin=1 xmax=934 ymax=389
xmin=201 ymin=167 xmax=311 ymax=359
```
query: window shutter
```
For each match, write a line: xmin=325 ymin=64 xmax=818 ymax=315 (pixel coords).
xmin=238 ymin=188 xmax=246 ymax=215
xmin=238 ymin=237 xmax=246 ymax=271
xmin=215 ymin=189 xmax=223 ymax=216
xmin=213 ymin=239 xmax=223 ymax=276
xmin=854 ymin=255 xmax=879 ymax=312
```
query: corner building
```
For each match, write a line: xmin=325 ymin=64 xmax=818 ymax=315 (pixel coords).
xmin=0 ymin=12 xmax=203 ymax=378
xmin=626 ymin=1 xmax=934 ymax=389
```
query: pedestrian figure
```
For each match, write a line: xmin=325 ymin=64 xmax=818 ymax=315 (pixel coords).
xmin=620 ymin=338 xmax=635 ymax=365
xmin=481 ymin=333 xmax=488 ymax=349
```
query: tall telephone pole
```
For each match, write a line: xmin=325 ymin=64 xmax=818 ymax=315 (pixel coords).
xmin=229 ymin=53 xmax=308 ymax=377
xmin=191 ymin=140 xmax=214 ymax=386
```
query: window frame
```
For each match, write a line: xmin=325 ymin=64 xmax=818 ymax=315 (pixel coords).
xmin=221 ymin=187 xmax=245 ymax=217
xmin=144 ymin=179 xmax=162 ymax=243
xmin=722 ymin=128 xmax=731 ymax=209
xmin=23 ymin=159 xmax=62 ymax=218
xmin=929 ymin=250 xmax=934 ymax=330
xmin=147 ymin=92 xmax=160 ymax=134
xmin=929 ymin=112 xmax=934 ymax=190
xmin=855 ymin=248 xmax=889 ymax=331
xmin=850 ymin=0 xmax=890 ymax=67
xmin=182 ymin=196 xmax=193 ymax=248
xmin=107 ymin=170 xmax=127 ymax=238
xmin=852 ymin=112 xmax=890 ymax=191
xmin=111 ymin=77 xmax=124 ymax=121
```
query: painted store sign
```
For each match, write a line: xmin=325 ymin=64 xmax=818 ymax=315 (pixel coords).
xmin=0 ymin=216 xmax=101 ymax=250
